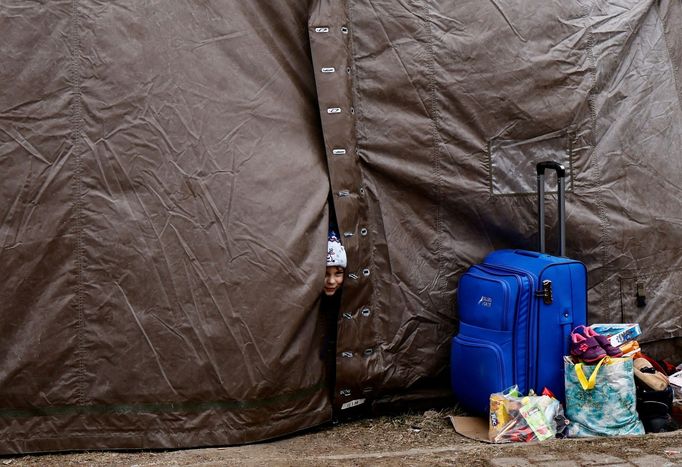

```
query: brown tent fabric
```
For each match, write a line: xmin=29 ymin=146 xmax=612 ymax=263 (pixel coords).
xmin=1 ymin=0 xmax=681 ymax=454
xmin=0 ymin=1 xmax=331 ymax=453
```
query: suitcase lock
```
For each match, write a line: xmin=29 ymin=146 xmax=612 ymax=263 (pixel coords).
xmin=535 ymin=280 xmax=553 ymax=305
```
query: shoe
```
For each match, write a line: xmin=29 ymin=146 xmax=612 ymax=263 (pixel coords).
xmin=636 ymin=385 xmax=678 ymax=433
xmin=584 ymin=326 xmax=624 ymax=357
xmin=642 ymin=413 xmax=678 ymax=433
xmin=634 ymin=358 xmax=669 ymax=391
xmin=570 ymin=329 xmax=607 ymax=362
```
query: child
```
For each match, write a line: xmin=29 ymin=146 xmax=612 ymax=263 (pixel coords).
xmin=324 ymin=230 xmax=347 ymax=297
xmin=321 ymin=229 xmax=346 ymax=401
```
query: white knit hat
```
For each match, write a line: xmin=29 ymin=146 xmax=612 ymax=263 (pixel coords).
xmin=326 ymin=230 xmax=347 ymax=268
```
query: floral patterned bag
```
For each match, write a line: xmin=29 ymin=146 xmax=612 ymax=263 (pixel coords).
xmin=564 ymin=356 xmax=645 ymax=437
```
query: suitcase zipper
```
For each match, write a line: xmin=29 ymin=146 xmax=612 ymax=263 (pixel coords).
xmin=478 ymin=263 xmax=537 ymax=392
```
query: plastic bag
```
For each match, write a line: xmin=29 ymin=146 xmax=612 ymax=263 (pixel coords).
xmin=488 ymin=386 xmax=568 ymax=443
xmin=564 ymin=356 xmax=644 ymax=437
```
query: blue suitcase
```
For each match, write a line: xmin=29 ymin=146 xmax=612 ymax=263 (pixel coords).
xmin=451 ymin=162 xmax=587 ymax=414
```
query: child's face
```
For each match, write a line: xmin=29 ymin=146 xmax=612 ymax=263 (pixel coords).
xmin=324 ymin=266 xmax=345 ymax=296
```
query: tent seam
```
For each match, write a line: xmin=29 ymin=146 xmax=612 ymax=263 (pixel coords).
xmin=656 ymin=2 xmax=682 ymax=121
xmin=0 ymin=405 xmax=332 ymax=442
xmin=0 ymin=380 xmax=328 ymax=419
xmin=69 ymin=0 xmax=86 ymax=406
xmin=422 ymin=0 xmax=445 ymax=294
xmin=584 ymin=3 xmax=614 ymax=322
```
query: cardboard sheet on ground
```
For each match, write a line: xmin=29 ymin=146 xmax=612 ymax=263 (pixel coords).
xmin=448 ymin=416 xmax=491 ymax=443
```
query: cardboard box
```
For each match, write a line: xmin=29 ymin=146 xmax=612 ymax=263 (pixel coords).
xmin=589 ymin=323 xmax=641 ymax=346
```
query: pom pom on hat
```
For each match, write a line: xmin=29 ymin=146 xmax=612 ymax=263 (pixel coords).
xmin=327 ymin=230 xmax=347 ymax=268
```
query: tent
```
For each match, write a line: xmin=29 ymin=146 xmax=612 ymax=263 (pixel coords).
xmin=1 ymin=0 xmax=680 ymax=453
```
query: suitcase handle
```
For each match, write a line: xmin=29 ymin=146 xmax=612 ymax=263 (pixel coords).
xmin=536 ymin=161 xmax=566 ymax=178
xmin=514 ymin=250 xmax=542 ymax=258
xmin=536 ymin=161 xmax=566 ymax=256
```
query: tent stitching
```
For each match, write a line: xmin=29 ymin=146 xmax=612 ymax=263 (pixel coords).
xmin=422 ymin=0 xmax=445 ymax=295
xmin=656 ymin=1 xmax=682 ymax=123
xmin=0 ymin=381 xmax=326 ymax=419
xmin=69 ymin=0 xmax=87 ymax=406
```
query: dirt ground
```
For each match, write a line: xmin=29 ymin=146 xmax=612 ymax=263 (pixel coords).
xmin=3 ymin=408 xmax=682 ymax=466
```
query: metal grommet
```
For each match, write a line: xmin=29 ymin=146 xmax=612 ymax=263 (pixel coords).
xmin=360 ymin=228 xmax=368 ymax=236
xmin=343 ymin=312 xmax=352 ymax=320
xmin=350 ymin=107 xmax=355 ymax=114
xmin=341 ymin=26 xmax=349 ymax=34
xmin=359 ymin=187 xmax=365 ymax=195
xmin=346 ymin=67 xmax=351 ymax=74
xmin=362 ymin=268 xmax=370 ymax=277
xmin=363 ymin=348 xmax=373 ymax=356
xmin=361 ymin=307 xmax=371 ymax=317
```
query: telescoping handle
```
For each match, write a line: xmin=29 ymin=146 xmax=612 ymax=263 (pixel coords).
xmin=536 ymin=161 xmax=566 ymax=256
